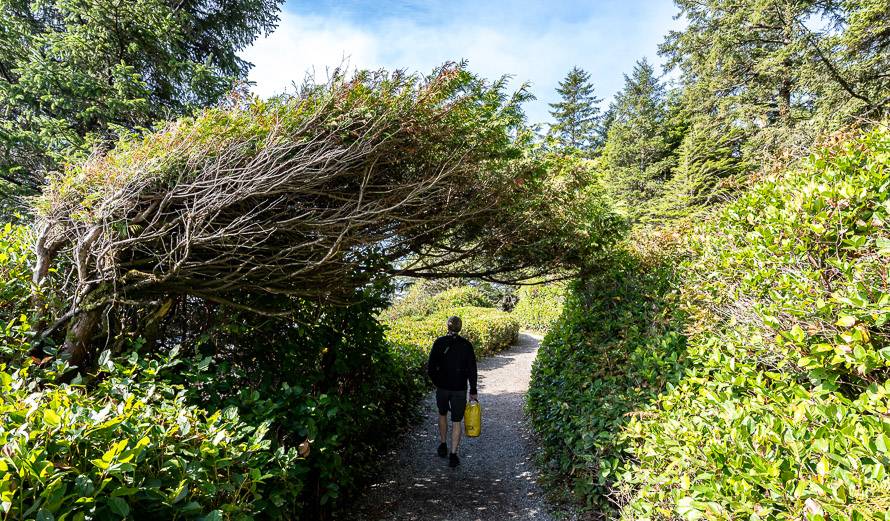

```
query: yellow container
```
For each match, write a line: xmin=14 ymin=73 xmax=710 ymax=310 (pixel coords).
xmin=464 ymin=400 xmax=482 ymax=437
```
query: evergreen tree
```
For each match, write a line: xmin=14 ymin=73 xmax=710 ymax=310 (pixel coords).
xmin=600 ymin=59 xmax=679 ymax=220
xmin=813 ymin=0 xmax=890 ymax=124
xmin=596 ymin=103 xmax=616 ymax=153
xmin=648 ymin=114 xmax=751 ymax=221
xmin=548 ymin=67 xmax=602 ymax=153
xmin=0 ymin=0 xmax=282 ymax=194
xmin=662 ymin=0 xmax=820 ymax=130
xmin=661 ymin=0 xmax=890 ymax=153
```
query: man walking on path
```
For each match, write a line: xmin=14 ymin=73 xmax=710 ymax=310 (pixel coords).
xmin=427 ymin=316 xmax=478 ymax=468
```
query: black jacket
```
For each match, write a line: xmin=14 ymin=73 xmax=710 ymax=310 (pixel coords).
xmin=427 ymin=333 xmax=478 ymax=393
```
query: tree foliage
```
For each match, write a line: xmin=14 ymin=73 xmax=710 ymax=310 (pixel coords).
xmin=0 ymin=60 xmax=624 ymax=519
xmin=0 ymin=0 xmax=282 ymax=194
xmin=662 ymin=0 xmax=890 ymax=157
xmin=529 ymin=124 xmax=890 ymax=520
xmin=549 ymin=67 xmax=603 ymax=154
xmin=599 ymin=59 xmax=683 ymax=221
xmin=642 ymin=114 xmax=752 ymax=222
xmin=529 ymin=1 xmax=890 ymax=510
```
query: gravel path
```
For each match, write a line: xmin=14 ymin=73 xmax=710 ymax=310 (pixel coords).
xmin=347 ymin=333 xmax=555 ymax=521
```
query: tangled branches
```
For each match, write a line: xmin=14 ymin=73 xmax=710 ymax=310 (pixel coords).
xmin=33 ymin=64 xmax=622 ymax=368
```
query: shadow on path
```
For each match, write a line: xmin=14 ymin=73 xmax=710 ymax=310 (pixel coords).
xmin=344 ymin=334 xmax=555 ymax=521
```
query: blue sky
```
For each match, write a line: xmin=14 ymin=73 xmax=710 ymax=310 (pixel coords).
xmin=241 ymin=1 xmax=684 ymax=124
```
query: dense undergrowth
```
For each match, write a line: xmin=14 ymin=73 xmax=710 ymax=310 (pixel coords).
xmin=0 ymin=222 xmax=432 ymax=519
xmin=0 ymin=63 xmax=615 ymax=520
xmin=3 ymin=225 xmax=292 ymax=519
xmin=1 ymin=348 xmax=300 ymax=519
xmin=511 ymin=283 xmax=567 ymax=333
xmin=528 ymin=126 xmax=890 ymax=520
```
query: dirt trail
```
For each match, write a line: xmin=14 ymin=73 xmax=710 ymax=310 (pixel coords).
xmin=348 ymin=333 xmax=556 ymax=521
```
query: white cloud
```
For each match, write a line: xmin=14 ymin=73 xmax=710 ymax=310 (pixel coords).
xmin=241 ymin=14 xmax=382 ymax=93
xmin=240 ymin=4 xmax=682 ymax=124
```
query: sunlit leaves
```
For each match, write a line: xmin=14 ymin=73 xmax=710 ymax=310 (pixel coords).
xmin=386 ymin=306 xmax=519 ymax=358
xmin=0 ymin=351 xmax=301 ymax=519
xmin=530 ymin=126 xmax=890 ymax=519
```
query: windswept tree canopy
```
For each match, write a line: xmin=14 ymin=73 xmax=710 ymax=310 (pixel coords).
xmin=34 ymin=64 xmax=623 ymax=367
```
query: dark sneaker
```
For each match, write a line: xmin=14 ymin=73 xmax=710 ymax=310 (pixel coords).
xmin=448 ymin=453 xmax=460 ymax=468
xmin=437 ymin=442 xmax=447 ymax=458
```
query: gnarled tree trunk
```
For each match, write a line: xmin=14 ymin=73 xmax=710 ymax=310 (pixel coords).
xmin=61 ymin=308 xmax=102 ymax=369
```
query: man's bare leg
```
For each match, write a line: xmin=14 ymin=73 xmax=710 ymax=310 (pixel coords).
xmin=438 ymin=414 xmax=448 ymax=444
xmin=450 ymin=419 xmax=462 ymax=454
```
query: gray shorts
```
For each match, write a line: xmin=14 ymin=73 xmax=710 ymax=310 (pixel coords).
xmin=436 ymin=388 xmax=467 ymax=422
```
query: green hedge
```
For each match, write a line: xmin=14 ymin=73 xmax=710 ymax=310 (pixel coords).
xmin=386 ymin=306 xmax=519 ymax=357
xmin=511 ymin=282 xmax=567 ymax=332
xmin=386 ymin=284 xmax=496 ymax=320
xmin=384 ymin=283 xmax=518 ymax=357
xmin=527 ymin=239 xmax=687 ymax=512
xmin=428 ymin=286 xmax=496 ymax=312
xmin=529 ymin=126 xmax=890 ymax=520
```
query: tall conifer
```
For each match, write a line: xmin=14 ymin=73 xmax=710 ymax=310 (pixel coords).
xmin=0 ymin=0 xmax=282 ymax=194
xmin=600 ymin=59 xmax=680 ymax=220
xmin=549 ymin=67 xmax=602 ymax=154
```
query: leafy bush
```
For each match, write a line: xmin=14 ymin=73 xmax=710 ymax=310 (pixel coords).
xmin=527 ymin=236 xmax=688 ymax=511
xmin=511 ymin=282 xmax=567 ymax=332
xmin=1 ymin=227 xmax=305 ymax=518
xmin=0 ymin=222 xmax=34 ymax=360
xmin=0 ymin=351 xmax=300 ymax=520
xmin=428 ymin=286 xmax=496 ymax=312
xmin=0 ymin=223 xmax=429 ymax=519
xmin=387 ymin=283 xmax=496 ymax=320
xmin=529 ymin=126 xmax=890 ymax=520
xmin=0 ymin=223 xmax=31 ymax=312
xmin=167 ymin=295 xmax=430 ymax=516
xmin=386 ymin=306 xmax=519 ymax=358
xmin=617 ymin=126 xmax=890 ymax=520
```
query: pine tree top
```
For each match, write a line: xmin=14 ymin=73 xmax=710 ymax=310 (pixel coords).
xmin=548 ymin=67 xmax=603 ymax=153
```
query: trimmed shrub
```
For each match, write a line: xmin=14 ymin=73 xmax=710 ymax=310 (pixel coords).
xmin=527 ymin=236 xmax=688 ymax=511
xmin=386 ymin=283 xmax=496 ymax=320
xmin=511 ymin=282 xmax=567 ymax=332
xmin=429 ymin=286 xmax=496 ymax=312
xmin=386 ymin=306 xmax=519 ymax=357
